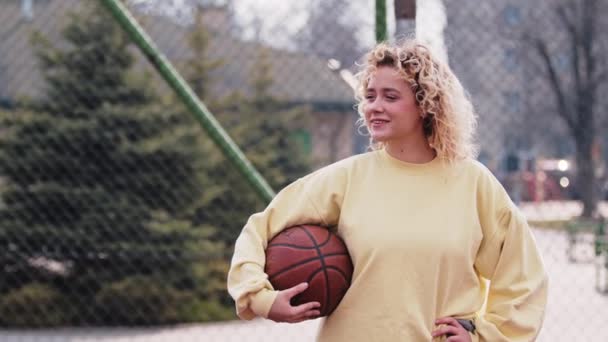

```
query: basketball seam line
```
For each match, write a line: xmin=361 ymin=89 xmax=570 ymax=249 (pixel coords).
xmin=267 ymin=253 xmax=350 ymax=279
xmin=306 ymin=265 xmax=350 ymax=284
xmin=267 ymin=230 xmax=333 ymax=249
xmin=266 ymin=243 xmax=322 ymax=250
xmin=300 ymin=226 xmax=331 ymax=316
xmin=266 ymin=239 xmax=329 ymax=250
xmin=302 ymin=265 xmax=351 ymax=314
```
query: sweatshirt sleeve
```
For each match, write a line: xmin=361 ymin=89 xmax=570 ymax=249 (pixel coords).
xmin=226 ymin=164 xmax=347 ymax=320
xmin=473 ymin=171 xmax=548 ymax=342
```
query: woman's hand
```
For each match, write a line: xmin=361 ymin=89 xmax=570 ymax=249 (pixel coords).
xmin=432 ymin=317 xmax=473 ymax=342
xmin=267 ymin=283 xmax=321 ymax=323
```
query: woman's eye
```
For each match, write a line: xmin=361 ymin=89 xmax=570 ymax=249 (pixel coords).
xmin=365 ymin=95 xmax=375 ymax=100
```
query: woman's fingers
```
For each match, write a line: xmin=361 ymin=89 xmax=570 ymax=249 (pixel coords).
xmin=432 ymin=317 xmax=472 ymax=342
xmin=292 ymin=301 xmax=321 ymax=315
xmin=285 ymin=282 xmax=309 ymax=299
xmin=288 ymin=308 xmax=322 ymax=323
xmin=431 ymin=324 xmax=460 ymax=338
xmin=268 ymin=283 xmax=321 ymax=323
xmin=288 ymin=301 xmax=321 ymax=322
xmin=284 ymin=283 xmax=320 ymax=322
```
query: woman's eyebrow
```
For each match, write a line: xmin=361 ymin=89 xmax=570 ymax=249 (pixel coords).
xmin=366 ymin=87 xmax=401 ymax=92
xmin=380 ymin=87 xmax=401 ymax=93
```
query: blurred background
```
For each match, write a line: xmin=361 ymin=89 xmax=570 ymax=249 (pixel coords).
xmin=0 ymin=0 xmax=606 ymax=341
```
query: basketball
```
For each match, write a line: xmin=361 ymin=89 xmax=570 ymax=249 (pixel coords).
xmin=264 ymin=224 xmax=353 ymax=317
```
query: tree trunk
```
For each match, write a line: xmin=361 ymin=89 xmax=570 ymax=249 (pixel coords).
xmin=575 ymin=132 xmax=596 ymax=217
xmin=394 ymin=0 xmax=416 ymax=37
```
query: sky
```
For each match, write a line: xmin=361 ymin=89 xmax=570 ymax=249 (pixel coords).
xmin=224 ymin=0 xmax=382 ymax=50
xmin=128 ymin=0 xmax=389 ymax=49
xmin=128 ymin=0 xmax=447 ymax=58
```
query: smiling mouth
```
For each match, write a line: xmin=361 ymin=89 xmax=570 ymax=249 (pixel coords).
xmin=370 ymin=119 xmax=389 ymax=125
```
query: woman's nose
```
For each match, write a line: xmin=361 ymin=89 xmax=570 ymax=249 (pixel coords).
xmin=366 ymin=98 xmax=383 ymax=113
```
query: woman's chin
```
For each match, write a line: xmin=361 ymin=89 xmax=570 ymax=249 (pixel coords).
xmin=370 ymin=134 xmax=389 ymax=143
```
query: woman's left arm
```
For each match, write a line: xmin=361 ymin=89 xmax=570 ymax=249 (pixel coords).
xmin=474 ymin=199 xmax=549 ymax=342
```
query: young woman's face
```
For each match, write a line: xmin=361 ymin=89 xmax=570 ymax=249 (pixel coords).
xmin=363 ymin=66 xmax=424 ymax=145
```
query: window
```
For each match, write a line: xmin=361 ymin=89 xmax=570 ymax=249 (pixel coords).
xmin=503 ymin=5 xmax=521 ymax=26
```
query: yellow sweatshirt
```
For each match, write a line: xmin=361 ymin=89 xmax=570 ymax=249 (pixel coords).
xmin=227 ymin=149 xmax=548 ymax=341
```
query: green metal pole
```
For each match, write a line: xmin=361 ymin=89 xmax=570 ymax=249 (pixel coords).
xmin=99 ymin=0 xmax=275 ymax=203
xmin=376 ymin=0 xmax=388 ymax=42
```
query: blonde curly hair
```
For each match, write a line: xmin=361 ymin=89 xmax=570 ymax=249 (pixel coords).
xmin=355 ymin=39 xmax=478 ymax=162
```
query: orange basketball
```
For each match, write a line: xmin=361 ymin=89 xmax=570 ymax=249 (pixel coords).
xmin=265 ymin=224 xmax=353 ymax=316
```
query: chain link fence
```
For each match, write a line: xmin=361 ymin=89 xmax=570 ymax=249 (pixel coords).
xmin=0 ymin=0 xmax=606 ymax=341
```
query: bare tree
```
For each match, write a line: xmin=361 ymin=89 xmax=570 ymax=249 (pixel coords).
xmin=527 ymin=0 xmax=607 ymax=217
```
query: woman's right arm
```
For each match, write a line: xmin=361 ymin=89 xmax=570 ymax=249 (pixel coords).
xmin=227 ymin=165 xmax=346 ymax=320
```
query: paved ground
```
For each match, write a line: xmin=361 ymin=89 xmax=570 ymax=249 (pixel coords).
xmin=519 ymin=200 xmax=608 ymax=221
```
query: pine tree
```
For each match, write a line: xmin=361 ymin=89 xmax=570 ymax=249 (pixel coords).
xmin=172 ymin=11 xmax=314 ymax=313
xmin=0 ymin=4 xmax=225 ymax=326
xmin=201 ymin=48 xmax=313 ymax=246
xmin=184 ymin=4 xmax=224 ymax=101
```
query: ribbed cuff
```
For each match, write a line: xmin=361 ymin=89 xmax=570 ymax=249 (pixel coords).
xmin=250 ymin=288 xmax=279 ymax=318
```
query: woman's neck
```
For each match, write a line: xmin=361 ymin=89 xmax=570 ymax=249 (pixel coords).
xmin=385 ymin=140 xmax=436 ymax=164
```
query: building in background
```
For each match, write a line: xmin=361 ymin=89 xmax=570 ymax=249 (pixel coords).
xmin=0 ymin=0 xmax=358 ymax=168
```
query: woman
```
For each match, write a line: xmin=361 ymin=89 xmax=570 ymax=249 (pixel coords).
xmin=227 ymin=39 xmax=548 ymax=341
